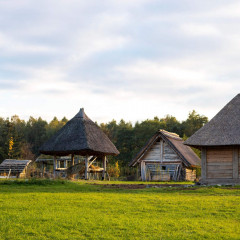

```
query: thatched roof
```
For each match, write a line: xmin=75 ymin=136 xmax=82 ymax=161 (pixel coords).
xmin=129 ymin=130 xmax=200 ymax=167
xmin=39 ymin=108 xmax=119 ymax=156
xmin=184 ymin=94 xmax=240 ymax=147
xmin=0 ymin=159 xmax=32 ymax=174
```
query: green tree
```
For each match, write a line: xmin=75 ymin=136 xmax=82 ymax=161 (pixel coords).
xmin=0 ymin=118 xmax=10 ymax=162
xmin=25 ymin=117 xmax=48 ymax=156
xmin=182 ymin=110 xmax=208 ymax=137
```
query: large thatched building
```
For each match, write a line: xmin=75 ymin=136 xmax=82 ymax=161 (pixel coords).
xmin=129 ymin=130 xmax=200 ymax=181
xmin=39 ymin=108 xmax=119 ymax=179
xmin=184 ymin=94 xmax=240 ymax=185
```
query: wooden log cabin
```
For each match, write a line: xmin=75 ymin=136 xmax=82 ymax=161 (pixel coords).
xmin=129 ymin=130 xmax=200 ymax=181
xmin=39 ymin=108 xmax=119 ymax=180
xmin=184 ymin=94 xmax=240 ymax=185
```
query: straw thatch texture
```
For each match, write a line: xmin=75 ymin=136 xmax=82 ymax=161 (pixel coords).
xmin=129 ymin=130 xmax=200 ymax=167
xmin=40 ymin=108 xmax=119 ymax=156
xmin=184 ymin=94 xmax=240 ymax=147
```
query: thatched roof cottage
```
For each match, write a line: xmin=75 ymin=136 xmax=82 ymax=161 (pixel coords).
xmin=184 ymin=94 xmax=240 ymax=185
xmin=129 ymin=130 xmax=200 ymax=181
xmin=40 ymin=108 xmax=119 ymax=179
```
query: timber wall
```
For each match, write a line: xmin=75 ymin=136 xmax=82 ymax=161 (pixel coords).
xmin=142 ymin=141 xmax=181 ymax=162
xmin=140 ymin=140 xmax=191 ymax=181
xmin=206 ymin=147 xmax=233 ymax=179
xmin=201 ymin=147 xmax=240 ymax=184
xmin=239 ymin=148 xmax=240 ymax=177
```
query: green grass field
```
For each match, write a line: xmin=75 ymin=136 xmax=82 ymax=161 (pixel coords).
xmin=0 ymin=180 xmax=239 ymax=240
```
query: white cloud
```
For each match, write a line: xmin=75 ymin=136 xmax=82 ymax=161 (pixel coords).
xmin=0 ymin=0 xmax=240 ymax=123
xmin=180 ymin=23 xmax=220 ymax=37
xmin=0 ymin=32 xmax=57 ymax=54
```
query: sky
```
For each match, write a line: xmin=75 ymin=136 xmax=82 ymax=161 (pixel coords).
xmin=0 ymin=0 xmax=240 ymax=124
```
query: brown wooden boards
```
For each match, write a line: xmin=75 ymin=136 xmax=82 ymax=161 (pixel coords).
xmin=206 ymin=148 xmax=233 ymax=179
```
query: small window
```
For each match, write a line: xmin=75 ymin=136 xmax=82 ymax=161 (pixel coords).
xmin=60 ymin=161 xmax=65 ymax=168
xmin=162 ymin=166 xmax=166 ymax=170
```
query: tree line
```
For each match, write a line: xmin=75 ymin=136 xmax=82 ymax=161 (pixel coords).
xmin=0 ymin=110 xmax=208 ymax=166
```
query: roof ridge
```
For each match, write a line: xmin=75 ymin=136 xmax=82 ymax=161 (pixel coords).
xmin=159 ymin=129 xmax=181 ymax=139
xmin=74 ymin=108 xmax=90 ymax=120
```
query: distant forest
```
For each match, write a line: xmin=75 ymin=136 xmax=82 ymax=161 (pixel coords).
xmin=0 ymin=110 xmax=208 ymax=165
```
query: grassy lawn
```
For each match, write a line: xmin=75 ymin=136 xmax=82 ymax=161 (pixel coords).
xmin=0 ymin=180 xmax=239 ymax=240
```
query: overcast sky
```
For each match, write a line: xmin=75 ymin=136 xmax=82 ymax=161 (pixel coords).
xmin=0 ymin=0 xmax=240 ymax=123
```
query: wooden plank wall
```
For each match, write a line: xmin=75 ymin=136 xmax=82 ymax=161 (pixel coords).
xmin=142 ymin=140 xmax=181 ymax=162
xmin=164 ymin=143 xmax=180 ymax=162
xmin=206 ymin=148 xmax=233 ymax=179
xmin=140 ymin=139 xmax=184 ymax=181
xmin=239 ymin=149 xmax=240 ymax=178
xmin=142 ymin=142 xmax=161 ymax=161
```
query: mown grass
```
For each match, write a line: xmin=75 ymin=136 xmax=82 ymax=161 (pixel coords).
xmin=0 ymin=180 xmax=239 ymax=240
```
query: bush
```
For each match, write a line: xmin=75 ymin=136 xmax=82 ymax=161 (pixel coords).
xmin=108 ymin=161 xmax=120 ymax=178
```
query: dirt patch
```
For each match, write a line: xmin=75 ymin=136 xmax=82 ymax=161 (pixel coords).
xmin=93 ymin=184 xmax=194 ymax=190
xmin=221 ymin=187 xmax=240 ymax=190
xmin=100 ymin=184 xmax=146 ymax=189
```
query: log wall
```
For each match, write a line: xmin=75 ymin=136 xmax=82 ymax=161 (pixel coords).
xmin=140 ymin=140 xmax=189 ymax=181
xmin=200 ymin=146 xmax=240 ymax=184
xmin=142 ymin=141 xmax=181 ymax=162
xmin=206 ymin=147 xmax=233 ymax=179
xmin=239 ymin=148 xmax=240 ymax=178
xmin=142 ymin=142 xmax=161 ymax=161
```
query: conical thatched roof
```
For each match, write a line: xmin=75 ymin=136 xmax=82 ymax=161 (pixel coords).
xmin=184 ymin=94 xmax=240 ymax=147
xmin=39 ymin=108 xmax=119 ymax=156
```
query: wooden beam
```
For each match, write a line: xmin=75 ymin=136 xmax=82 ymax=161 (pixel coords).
xmin=41 ymin=162 xmax=45 ymax=178
xmin=160 ymin=140 xmax=163 ymax=162
xmin=71 ymin=154 xmax=74 ymax=166
xmin=88 ymin=157 xmax=97 ymax=168
xmin=201 ymin=147 xmax=207 ymax=180
xmin=141 ymin=161 xmax=146 ymax=181
xmin=102 ymin=156 xmax=106 ymax=180
xmin=53 ymin=155 xmax=57 ymax=178
xmin=85 ymin=156 xmax=89 ymax=180
xmin=233 ymin=147 xmax=239 ymax=179
xmin=64 ymin=160 xmax=68 ymax=168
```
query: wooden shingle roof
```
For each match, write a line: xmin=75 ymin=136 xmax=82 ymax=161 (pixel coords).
xmin=0 ymin=159 xmax=32 ymax=174
xmin=129 ymin=130 xmax=200 ymax=167
xmin=184 ymin=94 xmax=240 ymax=147
xmin=40 ymin=108 xmax=119 ymax=156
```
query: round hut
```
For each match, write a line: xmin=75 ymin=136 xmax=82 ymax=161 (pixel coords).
xmin=184 ymin=94 xmax=240 ymax=185
xmin=39 ymin=108 xmax=119 ymax=179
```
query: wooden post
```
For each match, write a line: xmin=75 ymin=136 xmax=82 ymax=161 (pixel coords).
xmin=71 ymin=154 xmax=74 ymax=166
xmin=102 ymin=156 xmax=106 ymax=180
xmin=136 ymin=164 xmax=139 ymax=180
xmin=64 ymin=160 xmax=68 ymax=169
xmin=160 ymin=140 xmax=163 ymax=162
xmin=201 ymin=147 xmax=207 ymax=180
xmin=42 ymin=162 xmax=46 ymax=178
xmin=53 ymin=156 xmax=57 ymax=178
xmin=85 ymin=156 xmax=89 ymax=180
xmin=141 ymin=161 xmax=146 ymax=181
xmin=233 ymin=147 xmax=239 ymax=179
xmin=41 ymin=162 xmax=44 ymax=178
